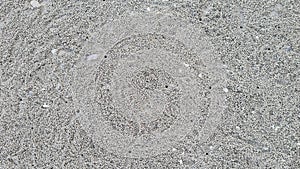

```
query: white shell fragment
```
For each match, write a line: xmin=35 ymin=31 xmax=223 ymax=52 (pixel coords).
xmin=42 ymin=104 xmax=50 ymax=108
xmin=86 ymin=54 xmax=99 ymax=61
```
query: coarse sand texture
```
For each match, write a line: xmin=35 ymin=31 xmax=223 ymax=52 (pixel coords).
xmin=0 ymin=1 xmax=299 ymax=168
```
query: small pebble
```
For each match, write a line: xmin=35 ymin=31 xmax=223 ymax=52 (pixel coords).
xmin=198 ymin=73 xmax=203 ymax=78
xmin=223 ymin=88 xmax=229 ymax=93
xmin=28 ymin=91 xmax=33 ymax=96
xmin=42 ymin=104 xmax=50 ymax=108
xmin=183 ymin=63 xmax=190 ymax=67
xmin=51 ymin=49 xmax=58 ymax=55
xmin=274 ymin=126 xmax=280 ymax=132
xmin=262 ymin=147 xmax=269 ymax=151
xmin=30 ymin=0 xmax=41 ymax=8
xmin=286 ymin=46 xmax=292 ymax=52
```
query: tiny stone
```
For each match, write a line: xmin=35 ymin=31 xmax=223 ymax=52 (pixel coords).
xmin=183 ymin=63 xmax=190 ymax=67
xmin=28 ymin=91 xmax=33 ymax=96
xmin=286 ymin=46 xmax=292 ymax=52
xmin=223 ymin=88 xmax=229 ymax=93
xmin=198 ymin=73 xmax=203 ymax=78
xmin=51 ymin=49 xmax=58 ymax=55
xmin=42 ymin=104 xmax=50 ymax=108
xmin=30 ymin=0 xmax=41 ymax=8
xmin=262 ymin=147 xmax=269 ymax=151
xmin=274 ymin=126 xmax=280 ymax=132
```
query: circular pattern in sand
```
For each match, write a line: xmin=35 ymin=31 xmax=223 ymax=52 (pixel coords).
xmin=72 ymin=11 xmax=227 ymax=158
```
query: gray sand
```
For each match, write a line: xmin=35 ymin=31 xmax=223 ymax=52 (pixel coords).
xmin=0 ymin=0 xmax=299 ymax=168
